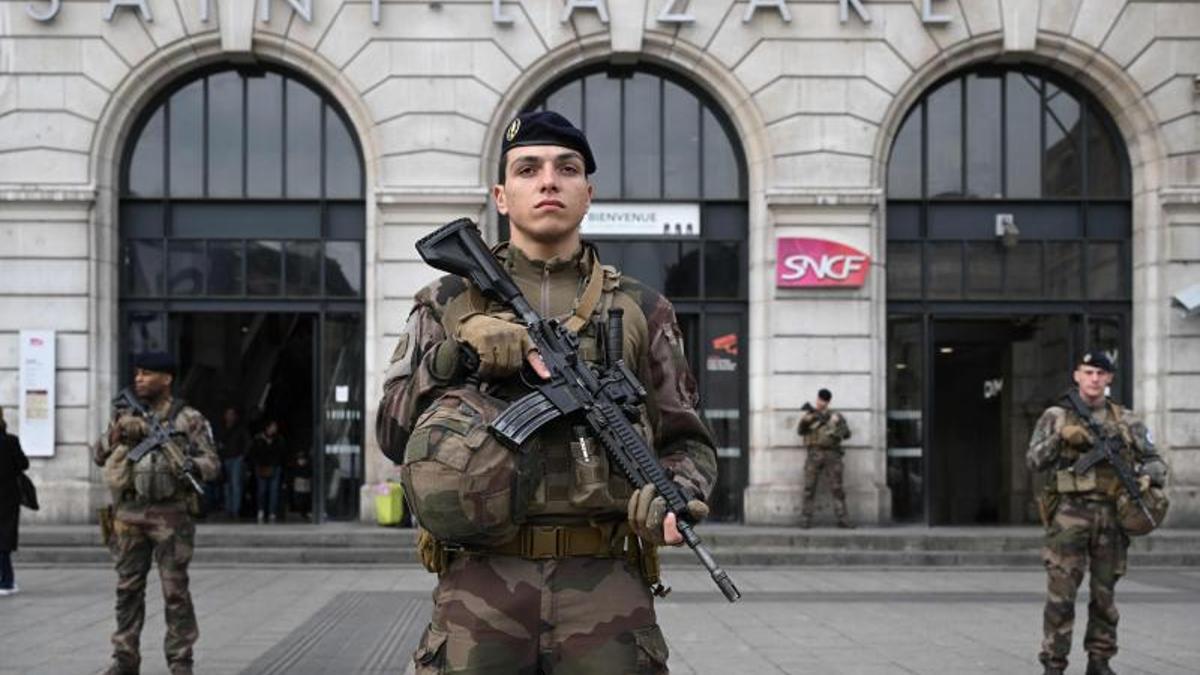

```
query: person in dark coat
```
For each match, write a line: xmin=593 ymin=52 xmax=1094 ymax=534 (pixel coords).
xmin=0 ymin=406 xmax=31 ymax=596
xmin=249 ymin=420 xmax=287 ymax=524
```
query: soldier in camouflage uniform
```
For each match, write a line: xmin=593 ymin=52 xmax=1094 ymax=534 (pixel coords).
xmin=92 ymin=352 xmax=220 ymax=675
xmin=1027 ymin=351 xmax=1168 ymax=675
xmin=798 ymin=388 xmax=853 ymax=529
xmin=377 ymin=111 xmax=717 ymax=674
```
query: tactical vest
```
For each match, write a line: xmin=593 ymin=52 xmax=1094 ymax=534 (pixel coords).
xmin=104 ymin=399 xmax=191 ymax=506
xmin=804 ymin=412 xmax=845 ymax=450
xmin=436 ymin=245 xmax=647 ymax=522
xmin=1053 ymin=400 xmax=1137 ymax=498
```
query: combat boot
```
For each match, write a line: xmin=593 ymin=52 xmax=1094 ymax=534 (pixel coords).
xmin=1085 ymin=656 xmax=1117 ymax=675
xmin=101 ymin=662 xmax=138 ymax=675
xmin=836 ymin=519 xmax=856 ymax=529
xmin=1042 ymin=667 xmax=1064 ymax=675
xmin=168 ymin=662 xmax=194 ymax=675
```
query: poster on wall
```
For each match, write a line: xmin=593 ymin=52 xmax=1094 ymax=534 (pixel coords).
xmin=18 ymin=330 xmax=56 ymax=457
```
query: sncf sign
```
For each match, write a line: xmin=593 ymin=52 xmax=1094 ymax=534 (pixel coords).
xmin=776 ymin=238 xmax=871 ymax=288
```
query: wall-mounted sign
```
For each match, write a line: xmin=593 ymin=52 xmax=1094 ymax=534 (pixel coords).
xmin=23 ymin=0 xmax=954 ymax=27
xmin=582 ymin=202 xmax=701 ymax=238
xmin=776 ymin=238 xmax=871 ymax=288
xmin=18 ymin=330 xmax=56 ymax=457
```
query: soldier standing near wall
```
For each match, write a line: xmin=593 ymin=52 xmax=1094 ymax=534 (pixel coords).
xmin=376 ymin=111 xmax=717 ymax=673
xmin=1027 ymin=352 xmax=1169 ymax=675
xmin=92 ymin=353 xmax=220 ymax=675
xmin=798 ymin=388 xmax=853 ymax=529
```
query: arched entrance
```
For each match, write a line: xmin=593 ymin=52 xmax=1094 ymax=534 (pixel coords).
xmin=506 ymin=65 xmax=750 ymax=520
xmin=884 ymin=66 xmax=1132 ymax=525
xmin=118 ymin=64 xmax=366 ymax=522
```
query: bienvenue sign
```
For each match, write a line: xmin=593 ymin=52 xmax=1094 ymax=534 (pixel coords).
xmin=23 ymin=0 xmax=955 ymax=27
xmin=582 ymin=202 xmax=701 ymax=237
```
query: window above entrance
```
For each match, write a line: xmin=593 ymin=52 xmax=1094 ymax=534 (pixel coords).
xmin=526 ymin=67 xmax=747 ymax=202
xmin=123 ymin=68 xmax=363 ymax=201
xmin=887 ymin=68 xmax=1129 ymax=201
xmin=885 ymin=67 xmax=1132 ymax=304
xmin=119 ymin=66 xmax=365 ymax=301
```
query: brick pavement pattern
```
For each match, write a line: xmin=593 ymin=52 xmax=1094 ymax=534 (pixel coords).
xmin=1 ymin=565 xmax=1198 ymax=674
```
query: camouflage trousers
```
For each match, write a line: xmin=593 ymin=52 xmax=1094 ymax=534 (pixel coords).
xmin=801 ymin=448 xmax=847 ymax=520
xmin=1039 ymin=496 xmax=1129 ymax=670
xmin=108 ymin=506 xmax=198 ymax=671
xmin=413 ymin=554 xmax=668 ymax=674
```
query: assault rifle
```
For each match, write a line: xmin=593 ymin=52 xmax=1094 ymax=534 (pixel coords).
xmin=417 ymin=218 xmax=741 ymax=603
xmin=1064 ymin=389 xmax=1156 ymax=528
xmin=112 ymin=388 xmax=204 ymax=496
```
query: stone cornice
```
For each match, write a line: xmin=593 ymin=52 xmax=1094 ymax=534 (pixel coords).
xmin=0 ymin=186 xmax=98 ymax=204
xmin=373 ymin=187 xmax=490 ymax=208
xmin=765 ymin=189 xmax=883 ymax=209
xmin=1160 ymin=188 xmax=1200 ymax=210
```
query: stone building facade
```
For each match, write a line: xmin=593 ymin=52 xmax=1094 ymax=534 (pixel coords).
xmin=1 ymin=0 xmax=1198 ymax=525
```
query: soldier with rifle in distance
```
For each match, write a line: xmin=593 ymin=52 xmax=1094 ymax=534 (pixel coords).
xmin=1027 ymin=351 xmax=1170 ymax=675
xmin=92 ymin=352 xmax=219 ymax=675
xmin=377 ymin=111 xmax=727 ymax=674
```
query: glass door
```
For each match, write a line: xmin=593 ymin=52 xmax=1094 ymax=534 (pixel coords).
xmin=318 ymin=312 xmax=365 ymax=521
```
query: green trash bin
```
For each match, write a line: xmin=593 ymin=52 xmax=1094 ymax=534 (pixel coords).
xmin=374 ymin=482 xmax=405 ymax=526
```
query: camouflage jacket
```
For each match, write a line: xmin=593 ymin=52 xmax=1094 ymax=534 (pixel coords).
xmin=93 ymin=395 xmax=220 ymax=511
xmin=376 ymin=242 xmax=718 ymax=512
xmin=798 ymin=408 xmax=851 ymax=451
xmin=1026 ymin=394 xmax=1168 ymax=490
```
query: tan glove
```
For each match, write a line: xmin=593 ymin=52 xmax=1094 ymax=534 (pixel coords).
xmin=116 ymin=415 xmax=149 ymax=444
xmin=1060 ymin=424 xmax=1093 ymax=448
xmin=627 ymin=483 xmax=710 ymax=547
xmin=455 ymin=313 xmax=535 ymax=380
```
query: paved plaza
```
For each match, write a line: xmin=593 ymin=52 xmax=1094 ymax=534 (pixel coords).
xmin=1 ymin=561 xmax=1198 ymax=675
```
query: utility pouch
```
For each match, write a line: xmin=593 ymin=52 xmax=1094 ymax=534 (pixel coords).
xmin=186 ymin=491 xmax=203 ymax=517
xmin=569 ymin=428 xmax=613 ymax=509
xmin=1055 ymin=468 xmax=1097 ymax=493
xmin=416 ymin=528 xmax=450 ymax=575
xmin=1037 ymin=489 xmax=1061 ymax=528
xmin=97 ymin=505 xmax=115 ymax=547
xmin=133 ymin=451 xmax=180 ymax=503
xmin=627 ymin=533 xmax=670 ymax=598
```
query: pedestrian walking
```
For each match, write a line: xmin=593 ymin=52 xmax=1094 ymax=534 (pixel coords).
xmin=0 ymin=407 xmax=31 ymax=596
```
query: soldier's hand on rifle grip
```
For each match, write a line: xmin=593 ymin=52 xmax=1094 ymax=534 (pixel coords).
xmin=628 ymin=484 xmax=710 ymax=547
xmin=455 ymin=313 xmax=537 ymax=380
xmin=117 ymin=415 xmax=149 ymax=443
xmin=1060 ymin=424 xmax=1093 ymax=448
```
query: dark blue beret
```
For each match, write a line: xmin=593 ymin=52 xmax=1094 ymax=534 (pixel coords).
xmin=133 ymin=351 xmax=177 ymax=375
xmin=1079 ymin=351 xmax=1114 ymax=373
xmin=501 ymin=111 xmax=596 ymax=174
